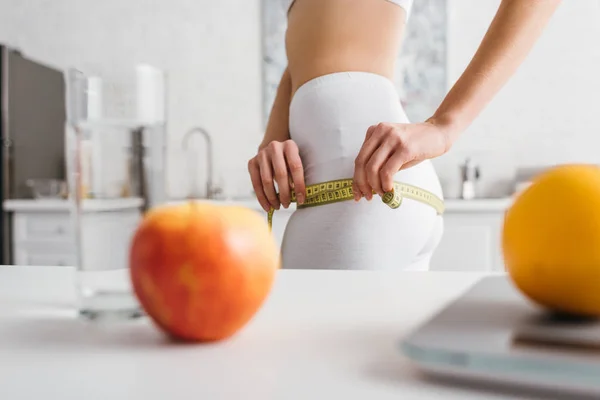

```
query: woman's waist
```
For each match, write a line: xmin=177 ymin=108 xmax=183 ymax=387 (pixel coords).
xmin=290 ymin=70 xmax=400 ymax=109
xmin=289 ymin=70 xmax=409 ymax=163
xmin=288 ymin=61 xmax=396 ymax=96
xmin=289 ymin=71 xmax=407 ymax=136
xmin=285 ymin=0 xmax=404 ymax=95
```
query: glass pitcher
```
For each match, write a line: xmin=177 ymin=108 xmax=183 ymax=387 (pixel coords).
xmin=64 ymin=65 xmax=167 ymax=320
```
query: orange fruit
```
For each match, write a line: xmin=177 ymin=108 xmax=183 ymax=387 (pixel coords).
xmin=129 ymin=201 xmax=280 ymax=342
xmin=502 ymin=164 xmax=600 ymax=317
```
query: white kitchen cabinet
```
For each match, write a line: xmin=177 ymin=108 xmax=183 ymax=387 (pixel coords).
xmin=429 ymin=211 xmax=506 ymax=272
xmin=431 ymin=199 xmax=511 ymax=272
xmin=4 ymin=199 xmax=143 ymax=267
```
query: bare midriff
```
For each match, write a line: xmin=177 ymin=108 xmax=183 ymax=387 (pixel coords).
xmin=285 ymin=0 xmax=407 ymax=97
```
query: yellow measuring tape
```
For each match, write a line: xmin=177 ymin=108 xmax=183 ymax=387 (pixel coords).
xmin=267 ymin=178 xmax=444 ymax=230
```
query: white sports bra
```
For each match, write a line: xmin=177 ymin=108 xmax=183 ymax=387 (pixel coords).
xmin=282 ymin=0 xmax=413 ymax=20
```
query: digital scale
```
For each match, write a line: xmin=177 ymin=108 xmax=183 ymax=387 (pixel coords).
xmin=401 ymin=276 xmax=600 ymax=397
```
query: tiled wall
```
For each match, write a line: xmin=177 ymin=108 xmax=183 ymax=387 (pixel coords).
xmin=1 ymin=0 xmax=599 ymax=200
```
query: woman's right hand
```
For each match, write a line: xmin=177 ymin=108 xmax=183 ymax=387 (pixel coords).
xmin=248 ymin=140 xmax=306 ymax=212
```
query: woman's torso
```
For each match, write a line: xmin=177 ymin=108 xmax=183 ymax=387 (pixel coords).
xmin=278 ymin=0 xmax=444 ymax=271
xmin=284 ymin=0 xmax=409 ymax=96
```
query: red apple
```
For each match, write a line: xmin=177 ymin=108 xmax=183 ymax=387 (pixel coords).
xmin=129 ymin=201 xmax=280 ymax=342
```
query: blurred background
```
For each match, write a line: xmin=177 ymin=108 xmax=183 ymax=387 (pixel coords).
xmin=0 ymin=0 xmax=598 ymax=271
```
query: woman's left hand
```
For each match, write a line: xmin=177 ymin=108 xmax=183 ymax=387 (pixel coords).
xmin=352 ymin=119 xmax=453 ymax=200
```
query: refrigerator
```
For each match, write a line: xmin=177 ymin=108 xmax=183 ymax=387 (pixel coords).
xmin=0 ymin=44 xmax=67 ymax=264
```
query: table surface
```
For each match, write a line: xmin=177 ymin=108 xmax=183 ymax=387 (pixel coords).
xmin=0 ymin=266 xmax=553 ymax=400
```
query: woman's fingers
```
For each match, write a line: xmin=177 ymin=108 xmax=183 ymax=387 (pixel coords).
xmin=248 ymin=140 xmax=307 ymax=211
xmin=364 ymin=124 xmax=376 ymax=141
xmin=381 ymin=149 xmax=411 ymax=189
xmin=353 ymin=124 xmax=385 ymax=200
xmin=268 ymin=142 xmax=292 ymax=208
xmin=366 ymin=142 xmax=393 ymax=196
xmin=248 ymin=158 xmax=271 ymax=212
xmin=283 ymin=141 xmax=306 ymax=205
xmin=258 ymin=150 xmax=280 ymax=210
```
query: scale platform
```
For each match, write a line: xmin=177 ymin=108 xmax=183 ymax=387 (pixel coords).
xmin=401 ymin=276 xmax=600 ymax=397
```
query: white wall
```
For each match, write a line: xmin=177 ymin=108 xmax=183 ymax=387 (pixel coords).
xmin=1 ymin=0 xmax=599 ymax=200
xmin=0 ymin=0 xmax=263 ymax=199
xmin=436 ymin=0 xmax=600 ymax=198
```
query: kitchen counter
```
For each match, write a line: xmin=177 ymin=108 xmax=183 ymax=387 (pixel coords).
xmin=443 ymin=197 xmax=513 ymax=212
xmin=4 ymin=198 xmax=144 ymax=212
xmin=0 ymin=265 xmax=547 ymax=399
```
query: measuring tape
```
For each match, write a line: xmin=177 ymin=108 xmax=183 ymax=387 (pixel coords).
xmin=267 ymin=178 xmax=444 ymax=230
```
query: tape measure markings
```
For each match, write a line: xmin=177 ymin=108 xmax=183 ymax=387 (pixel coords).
xmin=268 ymin=178 xmax=444 ymax=230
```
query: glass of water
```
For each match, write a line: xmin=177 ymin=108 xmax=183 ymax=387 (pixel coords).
xmin=64 ymin=66 xmax=167 ymax=320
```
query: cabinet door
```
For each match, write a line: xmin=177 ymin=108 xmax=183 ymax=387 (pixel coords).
xmin=11 ymin=208 xmax=142 ymax=268
xmin=430 ymin=213 xmax=504 ymax=272
xmin=13 ymin=213 xmax=73 ymax=243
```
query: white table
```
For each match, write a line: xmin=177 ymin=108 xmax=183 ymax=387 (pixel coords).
xmin=0 ymin=266 xmax=541 ymax=400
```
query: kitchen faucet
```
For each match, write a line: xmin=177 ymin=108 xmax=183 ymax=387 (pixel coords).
xmin=181 ymin=126 xmax=221 ymax=199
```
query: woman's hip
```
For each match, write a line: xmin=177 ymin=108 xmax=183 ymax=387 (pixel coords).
xmin=281 ymin=197 xmax=443 ymax=270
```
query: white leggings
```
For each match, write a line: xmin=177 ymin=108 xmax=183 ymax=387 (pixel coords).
xmin=281 ymin=72 xmax=444 ymax=271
